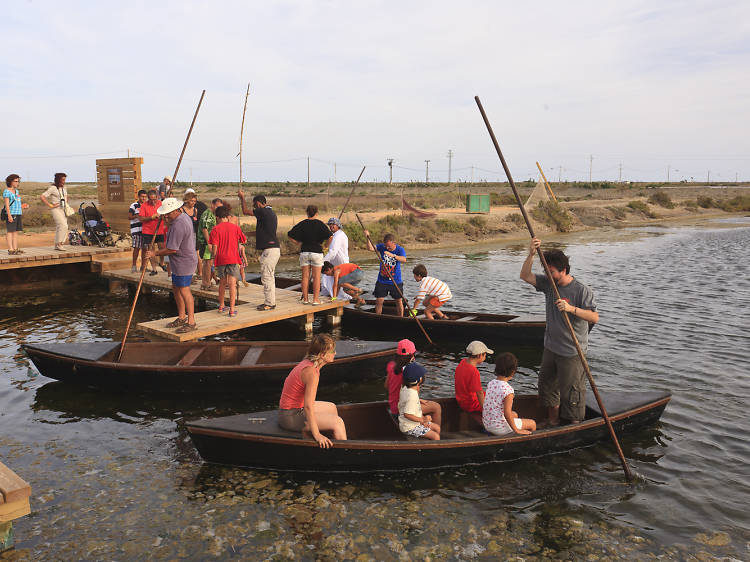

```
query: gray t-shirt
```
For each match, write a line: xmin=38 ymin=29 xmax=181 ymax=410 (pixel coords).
xmin=166 ymin=212 xmax=198 ymax=276
xmin=535 ymin=273 xmax=597 ymax=356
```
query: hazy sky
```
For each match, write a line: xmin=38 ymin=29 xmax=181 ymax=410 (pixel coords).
xmin=2 ymin=1 xmax=748 ymax=183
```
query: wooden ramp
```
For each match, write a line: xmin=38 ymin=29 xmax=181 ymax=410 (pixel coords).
xmin=0 ymin=245 xmax=128 ymax=271
xmin=103 ymin=268 xmax=344 ymax=341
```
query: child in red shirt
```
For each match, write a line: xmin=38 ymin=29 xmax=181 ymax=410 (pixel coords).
xmin=209 ymin=205 xmax=247 ymax=317
xmin=454 ymin=340 xmax=493 ymax=424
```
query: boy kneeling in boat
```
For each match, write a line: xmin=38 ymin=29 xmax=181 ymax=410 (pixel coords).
xmin=411 ymin=264 xmax=452 ymax=319
xmin=278 ymin=334 xmax=347 ymax=448
xmin=321 ymin=261 xmax=366 ymax=306
xmin=398 ymin=362 xmax=441 ymax=440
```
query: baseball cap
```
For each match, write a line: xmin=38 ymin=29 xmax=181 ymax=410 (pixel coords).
xmin=397 ymin=339 xmax=416 ymax=356
xmin=466 ymin=341 xmax=494 ymax=355
xmin=402 ymin=362 xmax=426 ymax=385
xmin=327 ymin=217 xmax=342 ymax=228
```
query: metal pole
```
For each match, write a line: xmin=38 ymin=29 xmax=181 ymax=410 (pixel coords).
xmin=425 ymin=160 xmax=430 ymax=182
xmin=474 ymin=95 xmax=634 ymax=482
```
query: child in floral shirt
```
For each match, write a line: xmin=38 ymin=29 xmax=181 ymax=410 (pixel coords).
xmin=482 ymin=352 xmax=537 ymax=436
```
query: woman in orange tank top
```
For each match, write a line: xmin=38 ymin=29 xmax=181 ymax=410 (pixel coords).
xmin=278 ymin=334 xmax=347 ymax=448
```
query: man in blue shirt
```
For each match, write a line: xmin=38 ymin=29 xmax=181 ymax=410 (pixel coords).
xmin=365 ymin=230 xmax=407 ymax=316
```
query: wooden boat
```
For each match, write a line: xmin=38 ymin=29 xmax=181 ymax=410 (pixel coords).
xmin=246 ymin=275 xmax=546 ymax=343
xmin=22 ymin=340 xmax=397 ymax=393
xmin=343 ymin=299 xmax=545 ymax=343
xmin=186 ymin=390 xmax=671 ymax=471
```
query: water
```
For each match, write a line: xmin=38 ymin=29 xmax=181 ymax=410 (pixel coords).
xmin=1 ymin=218 xmax=749 ymax=559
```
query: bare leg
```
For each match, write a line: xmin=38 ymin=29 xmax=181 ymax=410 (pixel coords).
xmin=173 ymin=286 xmax=186 ymax=320
xmin=228 ymin=275 xmax=237 ymax=312
xmin=304 ymin=401 xmax=347 ymax=440
xmin=420 ymin=400 xmax=442 ymax=427
xmin=201 ymin=258 xmax=212 ymax=288
xmin=301 ymin=265 xmax=310 ymax=302
xmin=548 ymin=405 xmax=560 ymax=427
xmin=311 ymin=266 xmax=322 ymax=303
xmin=395 ymin=298 xmax=404 ymax=317
xmin=131 ymin=247 xmax=139 ymax=268
xmin=177 ymin=286 xmax=195 ymax=324
xmin=218 ymin=276 xmax=227 ymax=309
xmin=375 ymin=297 xmax=385 ymax=314
xmin=424 ymin=306 xmax=435 ymax=320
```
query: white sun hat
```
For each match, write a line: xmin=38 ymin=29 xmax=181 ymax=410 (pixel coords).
xmin=158 ymin=197 xmax=183 ymax=215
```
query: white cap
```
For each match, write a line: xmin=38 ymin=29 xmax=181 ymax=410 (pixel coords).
xmin=163 ymin=176 xmax=172 ymax=182
xmin=184 ymin=188 xmax=196 ymax=195
xmin=466 ymin=340 xmax=494 ymax=355
xmin=157 ymin=197 xmax=183 ymax=215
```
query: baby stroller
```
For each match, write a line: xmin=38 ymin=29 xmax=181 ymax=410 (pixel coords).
xmin=78 ymin=202 xmax=114 ymax=247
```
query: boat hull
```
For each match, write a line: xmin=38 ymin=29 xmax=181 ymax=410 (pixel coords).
xmin=186 ymin=391 xmax=670 ymax=471
xmin=22 ymin=340 xmax=395 ymax=393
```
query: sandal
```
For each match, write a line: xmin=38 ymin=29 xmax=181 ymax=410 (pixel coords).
xmin=16 ymin=249 xmax=24 ymax=254
xmin=217 ymin=306 xmax=226 ymax=313
xmin=175 ymin=323 xmax=197 ymax=334
xmin=311 ymin=301 xmax=321 ymax=306
xmin=166 ymin=317 xmax=188 ymax=328
xmin=256 ymin=304 xmax=276 ymax=311
xmin=228 ymin=310 xmax=237 ymax=317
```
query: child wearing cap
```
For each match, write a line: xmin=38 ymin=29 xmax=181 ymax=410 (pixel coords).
xmin=385 ymin=340 xmax=442 ymax=428
xmin=209 ymin=204 xmax=247 ymax=317
xmin=398 ymin=362 xmax=441 ymax=440
xmin=483 ymin=352 xmax=536 ymax=436
xmin=454 ymin=341 xmax=492 ymax=421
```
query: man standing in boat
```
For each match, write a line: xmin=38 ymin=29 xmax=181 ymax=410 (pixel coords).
xmin=520 ymin=237 xmax=598 ymax=426
xmin=364 ymin=231 xmax=407 ymax=316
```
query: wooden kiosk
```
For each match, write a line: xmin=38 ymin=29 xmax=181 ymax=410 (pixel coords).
xmin=95 ymin=157 xmax=144 ymax=234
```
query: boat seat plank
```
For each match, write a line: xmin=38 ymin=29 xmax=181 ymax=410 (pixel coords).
xmin=455 ymin=315 xmax=478 ymax=322
xmin=0 ymin=462 xmax=31 ymax=504
xmin=240 ymin=347 xmax=264 ymax=366
xmin=176 ymin=347 xmax=205 ymax=366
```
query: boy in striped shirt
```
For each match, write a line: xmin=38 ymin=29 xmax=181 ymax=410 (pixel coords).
xmin=411 ymin=264 xmax=452 ymax=319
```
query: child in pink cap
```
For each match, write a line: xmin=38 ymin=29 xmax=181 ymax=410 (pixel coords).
xmin=385 ymin=339 xmax=441 ymax=428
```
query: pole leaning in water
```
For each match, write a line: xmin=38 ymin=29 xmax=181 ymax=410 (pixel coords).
xmin=166 ymin=89 xmax=206 ymax=198
xmin=355 ymin=213 xmax=433 ymax=345
xmin=474 ymin=95 xmax=634 ymax=482
xmin=338 ymin=166 xmax=366 ymax=220
xmin=118 ymin=90 xmax=207 ymax=362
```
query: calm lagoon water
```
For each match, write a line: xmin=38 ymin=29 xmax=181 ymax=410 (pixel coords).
xmin=1 ymin=217 xmax=748 ymax=559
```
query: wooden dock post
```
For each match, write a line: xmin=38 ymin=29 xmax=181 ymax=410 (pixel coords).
xmin=0 ymin=462 xmax=32 ymax=553
xmin=326 ymin=306 xmax=343 ymax=327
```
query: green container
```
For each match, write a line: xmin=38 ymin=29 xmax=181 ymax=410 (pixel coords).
xmin=465 ymin=194 xmax=490 ymax=214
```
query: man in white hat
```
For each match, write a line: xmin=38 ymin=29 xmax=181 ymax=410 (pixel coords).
xmin=144 ymin=197 xmax=198 ymax=333
xmin=454 ymin=341 xmax=494 ymax=420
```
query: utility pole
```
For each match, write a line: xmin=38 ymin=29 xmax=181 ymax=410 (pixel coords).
xmin=667 ymin=165 xmax=670 ymax=183
xmin=447 ymin=150 xmax=453 ymax=183
xmin=471 ymin=165 xmax=474 ymax=184
xmin=619 ymin=163 xmax=622 ymax=183
xmin=307 ymin=156 xmax=310 ymax=188
xmin=127 ymin=148 xmax=130 ymax=158
xmin=334 ymin=162 xmax=337 ymax=183
xmin=558 ymin=166 xmax=562 ymax=183
xmin=424 ymin=160 xmax=430 ymax=182
xmin=589 ymin=154 xmax=593 ymax=187
xmin=736 ymin=172 xmax=738 ymax=183
xmin=707 ymin=170 xmax=710 ymax=184
xmin=387 ymin=159 xmax=394 ymax=184
xmin=190 ymin=167 xmax=193 ymax=186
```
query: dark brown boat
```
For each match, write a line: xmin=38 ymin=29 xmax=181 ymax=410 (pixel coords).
xmin=186 ymin=390 xmax=671 ymax=471
xmin=22 ymin=340 xmax=396 ymax=393
xmin=246 ymin=275 xmax=546 ymax=343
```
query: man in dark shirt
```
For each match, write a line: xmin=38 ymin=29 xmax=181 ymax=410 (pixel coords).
xmin=238 ymin=191 xmax=280 ymax=310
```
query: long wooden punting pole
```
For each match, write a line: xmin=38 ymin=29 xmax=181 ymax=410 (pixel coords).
xmin=355 ymin=213 xmax=433 ymax=344
xmin=166 ymin=89 xmax=207 ymax=198
xmin=338 ymin=166 xmax=366 ymax=220
xmin=474 ymin=96 xmax=634 ymax=482
xmin=535 ymin=161 xmax=558 ymax=202
xmin=239 ymin=83 xmax=250 ymax=188
xmin=118 ymin=90 xmax=207 ymax=362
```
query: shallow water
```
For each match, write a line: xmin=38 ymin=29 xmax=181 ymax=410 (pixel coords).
xmin=1 ymin=218 xmax=749 ymax=559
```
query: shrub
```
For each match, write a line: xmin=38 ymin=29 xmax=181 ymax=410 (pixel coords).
xmin=490 ymin=192 xmax=517 ymax=206
xmin=648 ymin=190 xmax=675 ymax=208
xmin=436 ymin=218 xmax=464 ymax=233
xmin=717 ymin=195 xmax=750 ymax=212
xmin=627 ymin=200 xmax=657 ymax=218
xmin=697 ymin=196 xmax=714 ymax=208
xmin=506 ymin=213 xmax=525 ymax=226
xmin=467 ymin=216 xmax=487 ymax=229
xmin=606 ymin=206 xmax=628 ymax=220
xmin=530 ymin=200 xmax=574 ymax=232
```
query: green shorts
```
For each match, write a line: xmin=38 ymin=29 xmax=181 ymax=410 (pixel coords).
xmin=538 ymin=348 xmax=586 ymax=422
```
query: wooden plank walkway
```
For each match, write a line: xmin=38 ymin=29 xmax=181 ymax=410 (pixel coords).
xmin=103 ymin=268 xmax=345 ymax=341
xmin=0 ymin=245 xmax=128 ymax=271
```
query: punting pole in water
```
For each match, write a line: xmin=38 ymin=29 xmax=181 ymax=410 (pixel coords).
xmin=166 ymin=89 xmax=207 ymax=198
xmin=474 ymin=95 xmax=634 ymax=482
xmin=355 ymin=213 xmax=433 ymax=345
xmin=117 ymin=217 xmax=163 ymax=362
xmin=338 ymin=166 xmax=366 ymax=220
xmin=118 ymin=90 xmax=207 ymax=362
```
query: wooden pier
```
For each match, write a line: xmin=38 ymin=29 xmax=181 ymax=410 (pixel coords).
xmin=0 ymin=245 xmax=129 ymax=271
xmin=102 ymin=268 xmax=345 ymax=341
xmin=0 ymin=462 xmax=31 ymax=552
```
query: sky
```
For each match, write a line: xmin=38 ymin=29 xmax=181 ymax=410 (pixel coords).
xmin=1 ymin=1 xmax=749 ymax=184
